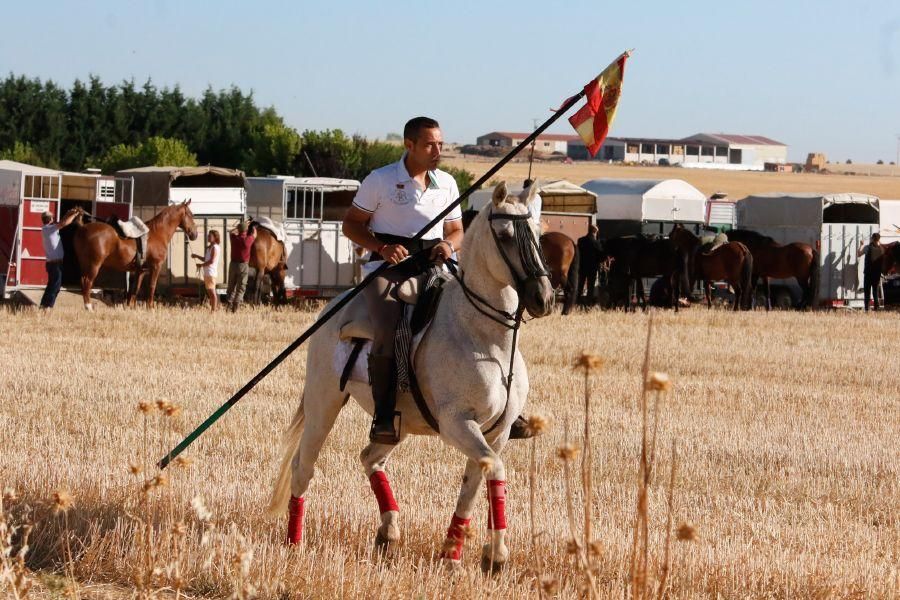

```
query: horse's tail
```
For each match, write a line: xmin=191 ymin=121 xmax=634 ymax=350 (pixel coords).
xmin=267 ymin=398 xmax=306 ymax=517
xmin=563 ymin=239 xmax=579 ymax=315
xmin=739 ymin=244 xmax=754 ymax=310
xmin=808 ymin=247 xmax=820 ymax=310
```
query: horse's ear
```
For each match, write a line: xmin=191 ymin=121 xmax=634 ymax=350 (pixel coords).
xmin=519 ymin=179 xmax=540 ymax=206
xmin=184 ymin=198 xmax=192 ymax=206
xmin=492 ymin=181 xmax=508 ymax=207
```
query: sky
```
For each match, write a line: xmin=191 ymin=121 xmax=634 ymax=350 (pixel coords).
xmin=2 ymin=0 xmax=899 ymax=163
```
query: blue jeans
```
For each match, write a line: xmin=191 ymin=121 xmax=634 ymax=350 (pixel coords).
xmin=41 ymin=261 xmax=63 ymax=308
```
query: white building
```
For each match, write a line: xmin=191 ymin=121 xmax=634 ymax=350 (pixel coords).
xmin=475 ymin=131 xmax=579 ymax=154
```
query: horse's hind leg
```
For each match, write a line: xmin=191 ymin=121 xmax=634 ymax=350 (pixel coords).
xmin=81 ymin=267 xmax=99 ymax=311
xmin=360 ymin=440 xmax=405 ymax=549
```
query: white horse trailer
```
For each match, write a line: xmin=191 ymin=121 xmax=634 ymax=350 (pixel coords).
xmin=246 ymin=176 xmax=360 ymax=298
xmin=736 ymin=193 xmax=880 ymax=308
xmin=0 ymin=160 xmax=133 ymax=300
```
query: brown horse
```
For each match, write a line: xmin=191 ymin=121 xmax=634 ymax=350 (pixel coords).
xmin=73 ymin=200 xmax=198 ymax=309
xmin=539 ymin=232 xmax=579 ymax=315
xmin=669 ymin=224 xmax=754 ymax=310
xmin=248 ymin=224 xmax=288 ymax=304
xmin=724 ymin=228 xmax=819 ymax=310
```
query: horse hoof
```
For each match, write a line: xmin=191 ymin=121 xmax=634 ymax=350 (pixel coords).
xmin=480 ymin=554 xmax=507 ymax=575
xmin=374 ymin=527 xmax=399 ymax=555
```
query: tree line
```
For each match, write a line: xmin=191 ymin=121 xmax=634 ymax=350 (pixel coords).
xmin=0 ymin=74 xmax=473 ymax=189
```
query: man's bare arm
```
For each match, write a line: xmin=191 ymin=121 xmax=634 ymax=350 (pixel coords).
xmin=343 ymin=206 xmax=408 ymax=264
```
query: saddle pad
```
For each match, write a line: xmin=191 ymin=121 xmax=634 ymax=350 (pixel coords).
xmin=118 ymin=216 xmax=149 ymax=239
xmin=332 ymin=319 xmax=431 ymax=387
xmin=254 ymin=216 xmax=286 ymax=242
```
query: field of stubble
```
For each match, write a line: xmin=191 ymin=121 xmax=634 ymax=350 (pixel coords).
xmin=1 ymin=303 xmax=898 ymax=599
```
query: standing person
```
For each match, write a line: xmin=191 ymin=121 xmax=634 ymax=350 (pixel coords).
xmin=576 ymin=225 xmax=603 ymax=305
xmin=193 ymin=230 xmax=221 ymax=311
xmin=343 ymin=117 xmax=464 ymax=444
xmin=226 ymin=219 xmax=256 ymax=312
xmin=39 ymin=208 xmax=80 ymax=309
xmin=857 ymin=232 xmax=884 ymax=312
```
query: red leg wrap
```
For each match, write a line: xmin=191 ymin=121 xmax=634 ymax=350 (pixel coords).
xmin=369 ymin=471 xmax=399 ymax=514
xmin=440 ymin=513 xmax=471 ymax=561
xmin=487 ymin=480 xmax=507 ymax=530
xmin=287 ymin=496 xmax=305 ymax=545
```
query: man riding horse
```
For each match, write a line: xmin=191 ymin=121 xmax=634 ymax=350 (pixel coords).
xmin=342 ymin=116 xmax=538 ymax=444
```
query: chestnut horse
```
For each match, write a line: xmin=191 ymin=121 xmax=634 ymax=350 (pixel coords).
xmin=248 ymin=224 xmax=288 ymax=304
xmin=668 ymin=225 xmax=753 ymax=310
xmin=73 ymin=200 xmax=198 ymax=310
xmin=725 ymin=229 xmax=819 ymax=310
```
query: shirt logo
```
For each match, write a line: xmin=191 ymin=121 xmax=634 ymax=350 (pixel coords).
xmin=392 ymin=188 xmax=412 ymax=205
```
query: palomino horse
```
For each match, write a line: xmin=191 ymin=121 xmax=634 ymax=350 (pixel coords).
xmin=668 ymin=225 xmax=754 ymax=310
xmin=725 ymin=229 xmax=819 ymax=310
xmin=73 ymin=200 xmax=198 ymax=309
xmin=248 ymin=225 xmax=288 ymax=304
xmin=463 ymin=208 xmax=578 ymax=315
xmin=269 ymin=182 xmax=554 ymax=570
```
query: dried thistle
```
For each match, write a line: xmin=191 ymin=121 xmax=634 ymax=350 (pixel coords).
xmin=137 ymin=401 xmax=155 ymax=414
xmin=52 ymin=489 xmax=74 ymax=514
xmin=588 ymin=540 xmax=603 ymax=557
xmin=676 ymin=522 xmax=697 ymax=541
xmin=525 ymin=413 xmax=550 ymax=436
xmin=555 ymin=443 xmax=580 ymax=462
xmin=573 ymin=352 xmax=605 ymax=372
xmin=645 ymin=371 xmax=672 ymax=392
xmin=173 ymin=456 xmax=193 ymax=468
xmin=540 ymin=576 xmax=560 ymax=595
xmin=172 ymin=521 xmax=186 ymax=537
xmin=156 ymin=399 xmax=172 ymax=412
xmin=128 ymin=461 xmax=143 ymax=475
xmin=192 ymin=496 xmax=213 ymax=522
xmin=163 ymin=403 xmax=182 ymax=418
xmin=565 ymin=538 xmax=580 ymax=555
xmin=2 ymin=487 xmax=17 ymax=503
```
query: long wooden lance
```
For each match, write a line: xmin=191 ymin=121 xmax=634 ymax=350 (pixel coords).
xmin=157 ymin=88 xmax=588 ymax=470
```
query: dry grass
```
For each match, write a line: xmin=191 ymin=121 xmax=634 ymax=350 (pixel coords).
xmin=441 ymin=155 xmax=900 ymax=200
xmin=1 ymin=303 xmax=898 ymax=598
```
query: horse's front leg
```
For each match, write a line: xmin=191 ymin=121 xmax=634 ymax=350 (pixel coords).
xmin=439 ymin=420 xmax=509 ymax=572
xmin=360 ymin=441 xmax=404 ymax=550
xmin=146 ymin=264 xmax=161 ymax=308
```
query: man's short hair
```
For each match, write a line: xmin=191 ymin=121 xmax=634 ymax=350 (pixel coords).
xmin=523 ymin=179 xmax=534 ymax=189
xmin=41 ymin=211 xmax=53 ymax=225
xmin=403 ymin=117 xmax=440 ymax=142
xmin=872 ymin=232 xmax=880 ymax=242
xmin=237 ymin=221 xmax=247 ymax=233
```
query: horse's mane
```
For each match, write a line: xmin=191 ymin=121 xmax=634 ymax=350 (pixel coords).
xmin=728 ymin=228 xmax=775 ymax=244
xmin=146 ymin=202 xmax=184 ymax=227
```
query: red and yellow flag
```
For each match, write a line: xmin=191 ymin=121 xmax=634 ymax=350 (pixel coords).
xmin=568 ymin=52 xmax=629 ymax=157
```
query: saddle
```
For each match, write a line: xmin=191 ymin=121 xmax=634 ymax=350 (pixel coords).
xmin=699 ymin=232 xmax=729 ymax=255
xmin=335 ymin=265 xmax=450 ymax=432
xmin=108 ymin=216 xmax=150 ymax=269
xmin=252 ymin=216 xmax=286 ymax=242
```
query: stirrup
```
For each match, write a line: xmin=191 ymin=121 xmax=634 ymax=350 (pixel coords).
xmin=369 ymin=411 xmax=401 ymax=445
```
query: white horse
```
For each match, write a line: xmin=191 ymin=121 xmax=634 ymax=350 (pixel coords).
xmin=268 ymin=181 xmax=554 ymax=569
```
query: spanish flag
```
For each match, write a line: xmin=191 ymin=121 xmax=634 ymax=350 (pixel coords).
xmin=568 ymin=51 xmax=629 ymax=158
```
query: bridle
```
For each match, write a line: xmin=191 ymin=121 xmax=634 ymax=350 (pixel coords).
xmin=441 ymin=206 xmax=552 ymax=435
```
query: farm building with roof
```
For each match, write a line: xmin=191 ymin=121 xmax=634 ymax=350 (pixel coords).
xmin=475 ymin=131 xmax=580 ymax=154
xmin=568 ymin=133 xmax=787 ymax=168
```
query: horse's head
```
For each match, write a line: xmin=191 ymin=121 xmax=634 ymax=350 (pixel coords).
xmin=179 ymin=199 xmax=199 ymax=241
xmin=468 ymin=181 xmax=554 ymax=318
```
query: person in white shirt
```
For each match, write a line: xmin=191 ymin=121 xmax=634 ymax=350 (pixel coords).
xmin=40 ymin=208 xmax=80 ymax=309
xmin=343 ymin=117 xmax=464 ymax=444
xmin=193 ymin=230 xmax=221 ymax=311
xmin=523 ymin=178 xmax=542 ymax=231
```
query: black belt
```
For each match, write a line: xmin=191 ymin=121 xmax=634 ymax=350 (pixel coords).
xmin=369 ymin=233 xmax=440 ymax=262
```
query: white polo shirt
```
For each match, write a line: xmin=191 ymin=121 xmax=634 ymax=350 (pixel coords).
xmin=352 ymin=155 xmax=462 ymax=241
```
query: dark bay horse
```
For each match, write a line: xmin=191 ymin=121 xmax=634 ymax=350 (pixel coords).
xmin=73 ymin=200 xmax=198 ymax=309
xmin=248 ymin=224 xmax=288 ymax=304
xmin=669 ymin=225 xmax=753 ymax=310
xmin=599 ymin=235 xmax=685 ymax=312
xmin=725 ymin=228 xmax=819 ymax=310
xmin=463 ymin=209 xmax=579 ymax=314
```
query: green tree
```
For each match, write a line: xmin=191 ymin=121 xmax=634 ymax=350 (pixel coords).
xmin=96 ymin=136 xmax=197 ymax=173
xmin=297 ymin=129 xmax=361 ymax=178
xmin=0 ymin=141 xmax=45 ymax=165
xmin=245 ymin=109 xmax=301 ymax=176
xmin=441 ymin=164 xmax=476 ymax=194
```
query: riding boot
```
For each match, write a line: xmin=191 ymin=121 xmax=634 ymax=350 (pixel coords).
xmin=368 ymin=354 xmax=400 ymax=445
xmin=509 ymin=414 xmax=543 ymax=440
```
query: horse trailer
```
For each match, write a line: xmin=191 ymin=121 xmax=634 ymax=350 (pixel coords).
xmin=0 ymin=160 xmax=133 ymax=301
xmin=736 ymin=193 xmax=880 ymax=308
xmin=117 ymin=166 xmax=246 ymax=295
xmin=246 ymin=176 xmax=361 ymax=298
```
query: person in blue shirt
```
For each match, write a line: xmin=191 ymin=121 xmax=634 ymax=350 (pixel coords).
xmin=40 ymin=208 xmax=80 ymax=308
